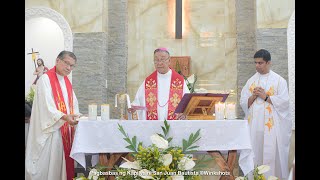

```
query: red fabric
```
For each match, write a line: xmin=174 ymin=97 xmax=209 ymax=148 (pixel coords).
xmin=145 ymin=69 xmax=184 ymax=120
xmin=46 ymin=66 xmax=75 ymax=180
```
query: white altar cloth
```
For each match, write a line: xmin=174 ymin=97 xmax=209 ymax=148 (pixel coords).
xmin=70 ymin=119 xmax=254 ymax=175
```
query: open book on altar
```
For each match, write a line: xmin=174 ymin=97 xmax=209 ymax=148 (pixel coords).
xmin=174 ymin=93 xmax=229 ymax=120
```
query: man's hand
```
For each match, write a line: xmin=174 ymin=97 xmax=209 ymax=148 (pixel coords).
xmin=62 ymin=114 xmax=79 ymax=126
xmin=254 ymin=87 xmax=267 ymax=100
xmin=128 ymin=108 xmax=136 ymax=114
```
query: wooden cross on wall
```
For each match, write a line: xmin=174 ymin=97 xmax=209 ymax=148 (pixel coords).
xmin=27 ymin=48 xmax=40 ymax=69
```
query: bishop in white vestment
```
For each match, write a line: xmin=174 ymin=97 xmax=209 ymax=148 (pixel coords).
xmin=240 ymin=49 xmax=292 ymax=179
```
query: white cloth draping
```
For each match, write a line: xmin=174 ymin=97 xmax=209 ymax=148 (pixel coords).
xmin=70 ymin=119 xmax=254 ymax=175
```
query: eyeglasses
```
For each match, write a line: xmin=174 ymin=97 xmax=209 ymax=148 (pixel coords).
xmin=154 ymin=57 xmax=170 ymax=64
xmin=60 ymin=59 xmax=76 ymax=69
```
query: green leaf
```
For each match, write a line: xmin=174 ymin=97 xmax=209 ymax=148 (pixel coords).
xmin=125 ymin=145 xmax=136 ymax=152
xmin=124 ymin=138 xmax=131 ymax=144
xmin=182 ymin=129 xmax=201 ymax=153
xmin=189 ymin=133 xmax=194 ymax=142
xmin=164 ymin=120 xmax=170 ymax=130
xmin=118 ymin=123 xmax=139 ymax=152
xmin=132 ymin=136 xmax=137 ymax=149
xmin=158 ymin=133 xmax=165 ymax=139
xmin=187 ymin=145 xmax=199 ymax=150
xmin=182 ymin=139 xmax=188 ymax=151
xmin=159 ymin=120 xmax=173 ymax=143
xmin=191 ymin=129 xmax=201 ymax=142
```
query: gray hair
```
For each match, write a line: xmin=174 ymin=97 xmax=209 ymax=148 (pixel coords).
xmin=57 ymin=50 xmax=77 ymax=62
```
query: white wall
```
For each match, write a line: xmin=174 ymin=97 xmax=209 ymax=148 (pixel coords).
xmin=25 ymin=17 xmax=64 ymax=96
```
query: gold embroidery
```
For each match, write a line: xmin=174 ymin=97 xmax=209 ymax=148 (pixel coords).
xmin=147 ymin=109 xmax=157 ymax=119
xmin=171 ymin=78 xmax=183 ymax=90
xmin=170 ymin=93 xmax=181 ymax=107
xmin=168 ymin=110 xmax=175 ymax=119
xmin=248 ymin=115 xmax=251 ymax=124
xmin=266 ymin=86 xmax=274 ymax=96
xmin=59 ymin=101 xmax=67 ymax=112
xmin=146 ymin=78 xmax=157 ymax=90
xmin=265 ymin=117 xmax=274 ymax=132
xmin=249 ymin=82 xmax=256 ymax=93
xmin=146 ymin=92 xmax=157 ymax=107
xmin=266 ymin=104 xmax=272 ymax=114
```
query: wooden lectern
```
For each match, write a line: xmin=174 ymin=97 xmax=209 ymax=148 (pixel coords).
xmin=175 ymin=93 xmax=229 ymax=120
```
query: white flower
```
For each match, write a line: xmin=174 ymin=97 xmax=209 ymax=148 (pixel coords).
xmin=87 ymin=168 xmax=99 ymax=180
xmin=160 ymin=154 xmax=172 ymax=166
xmin=171 ymin=175 xmax=184 ymax=180
xmin=119 ymin=157 xmax=141 ymax=170
xmin=178 ymin=157 xmax=195 ymax=170
xmin=150 ymin=134 xmax=168 ymax=149
xmin=257 ymin=165 xmax=270 ymax=174
xmin=235 ymin=177 xmax=245 ymax=180
xmin=138 ymin=169 xmax=154 ymax=179
xmin=267 ymin=175 xmax=279 ymax=180
xmin=187 ymin=74 xmax=195 ymax=84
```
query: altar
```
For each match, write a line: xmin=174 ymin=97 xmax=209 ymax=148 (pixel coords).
xmin=70 ymin=119 xmax=254 ymax=179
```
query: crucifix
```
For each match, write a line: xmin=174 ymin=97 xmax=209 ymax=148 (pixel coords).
xmin=27 ymin=48 xmax=40 ymax=69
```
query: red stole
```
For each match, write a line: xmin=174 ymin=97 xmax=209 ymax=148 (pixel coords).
xmin=144 ymin=69 xmax=184 ymax=120
xmin=46 ymin=66 xmax=75 ymax=180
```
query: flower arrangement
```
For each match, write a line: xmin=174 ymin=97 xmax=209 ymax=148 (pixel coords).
xmin=113 ymin=120 xmax=211 ymax=180
xmin=73 ymin=120 xmax=212 ymax=180
xmin=235 ymin=165 xmax=279 ymax=180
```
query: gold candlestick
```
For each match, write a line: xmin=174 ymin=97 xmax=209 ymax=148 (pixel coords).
xmin=115 ymin=93 xmax=131 ymax=120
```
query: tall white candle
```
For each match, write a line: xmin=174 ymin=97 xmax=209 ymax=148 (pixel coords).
xmin=88 ymin=104 xmax=97 ymax=120
xmin=115 ymin=94 xmax=118 ymax=107
xmin=101 ymin=104 xmax=110 ymax=120
xmin=226 ymin=103 xmax=236 ymax=119
xmin=125 ymin=94 xmax=132 ymax=108
xmin=215 ymin=102 xmax=225 ymax=120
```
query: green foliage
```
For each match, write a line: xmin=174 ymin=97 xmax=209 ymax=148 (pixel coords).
xmin=174 ymin=60 xmax=198 ymax=93
xmin=182 ymin=129 xmax=201 ymax=153
xmin=26 ymin=86 xmax=35 ymax=106
xmin=158 ymin=119 xmax=173 ymax=143
xmin=118 ymin=124 xmax=140 ymax=153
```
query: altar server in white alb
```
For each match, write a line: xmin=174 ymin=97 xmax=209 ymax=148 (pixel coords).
xmin=25 ymin=50 xmax=80 ymax=180
xmin=129 ymin=47 xmax=190 ymax=120
xmin=240 ymin=49 xmax=292 ymax=179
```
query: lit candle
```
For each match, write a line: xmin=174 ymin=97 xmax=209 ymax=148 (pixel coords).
xmin=88 ymin=104 xmax=97 ymax=120
xmin=226 ymin=103 xmax=236 ymax=119
xmin=101 ymin=104 xmax=110 ymax=120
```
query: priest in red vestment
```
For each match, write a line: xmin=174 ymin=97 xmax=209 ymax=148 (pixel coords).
xmin=25 ymin=50 xmax=80 ymax=180
xmin=130 ymin=47 xmax=190 ymax=120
